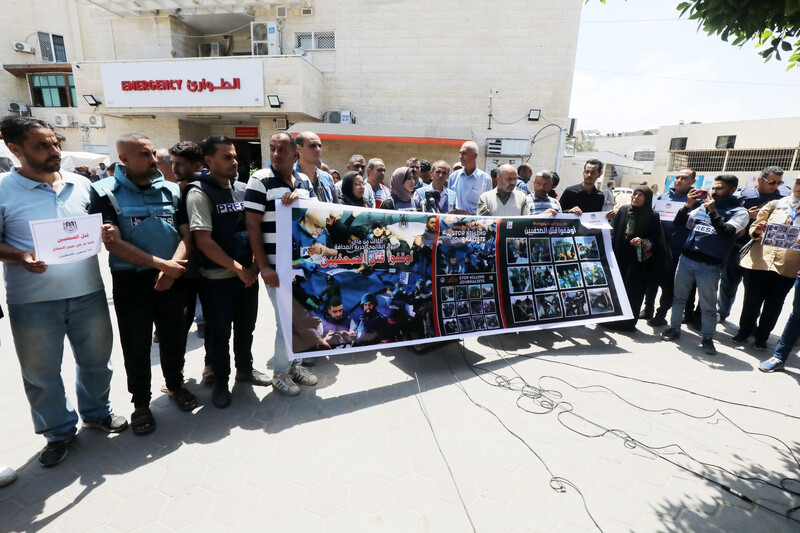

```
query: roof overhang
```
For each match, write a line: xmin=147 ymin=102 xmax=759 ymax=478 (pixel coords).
xmin=3 ymin=63 xmax=73 ymax=78
xmin=288 ymin=123 xmax=473 ymax=146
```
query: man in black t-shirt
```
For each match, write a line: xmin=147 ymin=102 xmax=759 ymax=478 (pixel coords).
xmin=559 ymin=158 xmax=607 ymax=215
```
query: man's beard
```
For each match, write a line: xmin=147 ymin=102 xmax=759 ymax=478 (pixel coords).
xmin=29 ymin=156 xmax=61 ymax=173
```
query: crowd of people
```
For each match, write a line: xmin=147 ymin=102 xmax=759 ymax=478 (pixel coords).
xmin=0 ymin=113 xmax=798 ymax=477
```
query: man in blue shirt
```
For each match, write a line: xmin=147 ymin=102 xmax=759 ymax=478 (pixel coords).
xmin=0 ymin=116 xmax=127 ymax=467
xmin=527 ymin=170 xmax=563 ymax=216
xmin=413 ymin=160 xmax=457 ymax=213
xmin=448 ymin=141 xmax=492 ymax=214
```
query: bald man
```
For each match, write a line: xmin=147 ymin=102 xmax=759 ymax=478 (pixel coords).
xmin=476 ymin=164 xmax=530 ymax=217
xmin=448 ymin=141 xmax=492 ymax=214
xmin=90 ymin=133 xmax=197 ymax=435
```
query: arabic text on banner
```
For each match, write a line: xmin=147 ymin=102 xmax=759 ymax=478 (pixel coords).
xmin=29 ymin=213 xmax=103 ymax=264
xmin=275 ymin=200 xmax=632 ymax=358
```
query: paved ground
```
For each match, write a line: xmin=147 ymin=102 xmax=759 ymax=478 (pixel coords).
xmin=1 ymin=253 xmax=799 ymax=532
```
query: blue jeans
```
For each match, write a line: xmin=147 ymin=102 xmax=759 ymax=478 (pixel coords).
xmin=8 ymin=290 xmax=113 ymax=442
xmin=773 ymin=275 xmax=800 ymax=362
xmin=669 ymin=256 xmax=721 ymax=339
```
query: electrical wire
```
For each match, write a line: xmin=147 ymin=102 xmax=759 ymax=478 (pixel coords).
xmin=452 ymin=339 xmax=800 ymax=525
xmin=575 ymin=67 xmax=800 ymax=87
xmin=443 ymin=351 xmax=605 ymax=532
xmin=414 ymin=372 xmax=477 ymax=533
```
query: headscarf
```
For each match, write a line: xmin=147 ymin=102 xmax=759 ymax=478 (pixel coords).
xmin=340 ymin=171 xmax=365 ymax=207
xmin=390 ymin=166 xmax=414 ymax=203
xmin=625 ymin=185 xmax=654 ymax=239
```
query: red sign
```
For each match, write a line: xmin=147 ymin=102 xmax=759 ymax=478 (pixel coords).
xmin=235 ymin=127 xmax=259 ymax=138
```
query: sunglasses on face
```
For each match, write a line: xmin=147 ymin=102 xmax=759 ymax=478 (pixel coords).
xmin=763 ymin=178 xmax=784 ymax=186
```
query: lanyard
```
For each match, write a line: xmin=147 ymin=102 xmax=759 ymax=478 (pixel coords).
xmin=789 ymin=202 xmax=799 ymax=224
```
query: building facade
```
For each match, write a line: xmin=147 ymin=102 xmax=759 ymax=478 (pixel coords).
xmin=3 ymin=0 xmax=581 ymax=175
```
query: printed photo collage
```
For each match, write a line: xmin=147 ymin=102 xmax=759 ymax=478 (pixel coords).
xmin=506 ymin=235 xmax=615 ymax=324
xmin=440 ymin=282 xmax=501 ymax=335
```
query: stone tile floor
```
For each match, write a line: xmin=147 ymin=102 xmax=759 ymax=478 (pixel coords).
xmin=1 ymin=256 xmax=799 ymax=532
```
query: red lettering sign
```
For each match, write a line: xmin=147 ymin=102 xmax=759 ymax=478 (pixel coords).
xmin=235 ymin=127 xmax=259 ymax=138
xmin=117 ymin=78 xmax=238 ymax=93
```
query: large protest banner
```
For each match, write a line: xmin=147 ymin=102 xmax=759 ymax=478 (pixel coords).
xmin=275 ymin=199 xmax=632 ymax=359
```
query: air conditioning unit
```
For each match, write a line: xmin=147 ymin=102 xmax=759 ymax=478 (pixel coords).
xmin=325 ymin=110 xmax=351 ymax=124
xmin=251 ymin=21 xmax=280 ymax=55
xmin=276 ymin=6 xmax=287 ymax=18
xmin=198 ymin=42 xmax=220 ymax=57
xmin=88 ymin=115 xmax=105 ymax=127
xmin=301 ymin=7 xmax=313 ymax=16
xmin=485 ymin=138 xmax=531 ymax=157
xmin=13 ymin=41 xmax=34 ymax=53
xmin=8 ymin=102 xmax=28 ymax=113
xmin=53 ymin=114 xmax=73 ymax=127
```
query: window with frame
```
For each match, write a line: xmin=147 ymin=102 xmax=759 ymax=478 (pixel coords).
xmin=38 ymin=32 xmax=67 ymax=62
xmin=669 ymin=137 xmax=687 ymax=151
xmin=29 ymin=74 xmax=76 ymax=107
xmin=294 ymin=30 xmax=335 ymax=50
xmin=715 ymin=135 xmax=736 ymax=150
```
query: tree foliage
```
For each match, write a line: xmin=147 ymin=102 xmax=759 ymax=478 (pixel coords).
xmin=591 ymin=0 xmax=800 ymax=69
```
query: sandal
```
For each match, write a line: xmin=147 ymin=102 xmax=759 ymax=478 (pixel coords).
xmin=169 ymin=387 xmax=198 ymax=412
xmin=131 ymin=407 xmax=156 ymax=436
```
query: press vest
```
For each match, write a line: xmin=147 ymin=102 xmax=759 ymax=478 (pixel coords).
xmin=92 ymin=167 xmax=180 ymax=272
xmin=682 ymin=197 xmax=745 ymax=261
xmin=185 ymin=172 xmax=251 ymax=271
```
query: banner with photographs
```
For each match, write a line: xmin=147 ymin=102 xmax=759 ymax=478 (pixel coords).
xmin=275 ymin=200 xmax=632 ymax=359
xmin=762 ymin=223 xmax=800 ymax=251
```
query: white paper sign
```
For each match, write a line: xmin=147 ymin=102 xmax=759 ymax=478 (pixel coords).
xmin=762 ymin=223 xmax=800 ymax=251
xmin=580 ymin=212 xmax=611 ymax=229
xmin=653 ymin=200 xmax=683 ymax=222
xmin=101 ymin=58 xmax=265 ymax=108
xmin=29 ymin=214 xmax=103 ymax=264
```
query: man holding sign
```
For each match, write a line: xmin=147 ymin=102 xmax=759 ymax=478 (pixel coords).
xmin=0 ymin=117 xmax=127 ymax=468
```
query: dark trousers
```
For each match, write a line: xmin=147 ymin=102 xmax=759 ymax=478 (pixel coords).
xmin=644 ymin=253 xmax=691 ymax=319
xmin=737 ymin=269 xmax=795 ymax=343
xmin=112 ymin=270 xmax=189 ymax=407
xmin=717 ymin=243 xmax=744 ymax=319
xmin=201 ymin=275 xmax=258 ymax=384
xmin=182 ymin=277 xmax=209 ymax=365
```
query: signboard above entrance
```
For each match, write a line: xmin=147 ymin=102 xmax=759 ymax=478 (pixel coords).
xmin=101 ymin=58 xmax=264 ymax=108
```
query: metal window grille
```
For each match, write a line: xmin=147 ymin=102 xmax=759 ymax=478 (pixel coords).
xmin=314 ymin=31 xmax=335 ymax=49
xmin=38 ymin=32 xmax=54 ymax=62
xmin=295 ymin=30 xmax=335 ymax=50
xmin=294 ymin=32 xmax=312 ymax=49
xmin=669 ymin=148 xmax=800 ymax=173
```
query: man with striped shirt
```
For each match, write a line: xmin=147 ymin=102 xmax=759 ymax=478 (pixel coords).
xmin=244 ymin=132 xmax=319 ymax=396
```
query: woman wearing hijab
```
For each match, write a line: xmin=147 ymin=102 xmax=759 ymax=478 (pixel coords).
xmin=380 ymin=167 xmax=420 ymax=211
xmin=607 ymin=185 xmax=671 ymax=331
xmin=340 ymin=171 xmax=367 ymax=207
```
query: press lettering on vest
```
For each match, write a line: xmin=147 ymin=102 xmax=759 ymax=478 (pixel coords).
xmin=216 ymin=202 xmax=245 ymax=214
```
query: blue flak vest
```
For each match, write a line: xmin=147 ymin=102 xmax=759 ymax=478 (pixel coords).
xmin=92 ymin=166 xmax=181 ymax=272
xmin=682 ymin=196 xmax=744 ymax=261
xmin=185 ymin=171 xmax=252 ymax=271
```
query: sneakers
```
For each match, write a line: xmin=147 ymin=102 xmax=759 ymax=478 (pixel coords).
xmin=718 ymin=314 xmax=728 ymax=324
xmin=647 ymin=316 xmax=668 ymax=327
xmin=661 ymin=327 xmax=681 ymax=341
xmin=235 ymin=368 xmax=271 ymax=387
xmin=701 ymin=337 xmax=717 ymax=355
xmin=272 ymin=372 xmax=300 ymax=396
xmin=753 ymin=340 xmax=768 ymax=351
xmin=290 ymin=364 xmax=318 ymax=386
xmin=759 ymin=357 xmax=786 ymax=373
xmin=39 ymin=439 xmax=71 ymax=468
xmin=639 ymin=310 xmax=654 ymax=320
xmin=83 ymin=413 xmax=129 ymax=433
xmin=212 ymin=382 xmax=231 ymax=409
